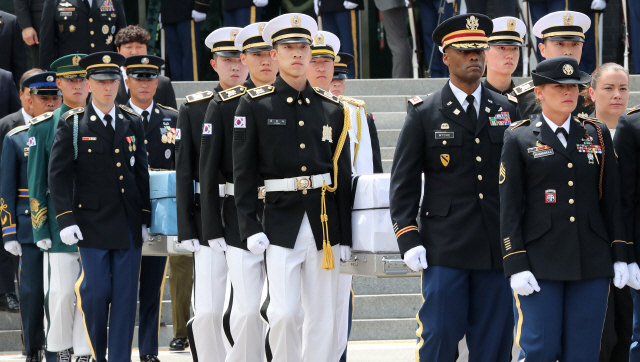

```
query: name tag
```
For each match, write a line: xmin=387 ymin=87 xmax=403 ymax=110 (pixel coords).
xmin=533 ymin=149 xmax=554 ymax=158
xmin=59 ymin=11 xmax=73 ymax=16
xmin=268 ymin=119 xmax=286 ymax=126
xmin=434 ymin=131 xmax=454 ymax=139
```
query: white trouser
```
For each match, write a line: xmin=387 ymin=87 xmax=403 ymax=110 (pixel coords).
xmin=225 ymin=245 xmax=266 ymax=362
xmin=266 ymin=213 xmax=340 ymax=362
xmin=43 ymin=252 xmax=91 ymax=355
xmin=190 ymin=246 xmax=228 ymax=362
xmin=333 ymin=274 xmax=352 ymax=360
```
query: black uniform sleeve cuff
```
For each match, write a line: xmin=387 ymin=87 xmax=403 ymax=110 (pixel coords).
xmin=397 ymin=229 xmax=421 ymax=257
xmin=611 ymin=240 xmax=628 ymax=263
xmin=142 ymin=209 xmax=151 ymax=227
xmin=56 ymin=211 xmax=75 ymax=231
xmin=503 ymin=251 xmax=531 ymax=278
xmin=193 ymin=0 xmax=209 ymax=13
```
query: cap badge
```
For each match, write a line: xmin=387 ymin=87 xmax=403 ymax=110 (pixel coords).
xmin=335 ymin=55 xmax=341 ymax=63
xmin=46 ymin=75 xmax=54 ymax=82
xmin=507 ymin=19 xmax=516 ymax=31
xmin=258 ymin=23 xmax=266 ymax=36
xmin=315 ymin=33 xmax=324 ymax=45
xmin=230 ymin=29 xmax=239 ymax=40
xmin=466 ymin=15 xmax=479 ymax=30
xmin=141 ymin=57 xmax=149 ymax=64
xmin=72 ymin=55 xmax=81 ymax=66
xmin=102 ymin=55 xmax=111 ymax=64
xmin=563 ymin=13 xmax=573 ymax=26
xmin=563 ymin=63 xmax=574 ymax=75
xmin=291 ymin=15 xmax=301 ymax=28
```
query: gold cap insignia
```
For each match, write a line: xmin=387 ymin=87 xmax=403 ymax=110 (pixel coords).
xmin=315 ymin=33 xmax=324 ymax=45
xmin=258 ymin=23 xmax=265 ymax=36
xmin=141 ymin=57 xmax=149 ymax=64
xmin=563 ymin=63 xmax=574 ymax=75
xmin=102 ymin=55 xmax=111 ymax=64
xmin=466 ymin=16 xmax=479 ymax=30
xmin=335 ymin=55 xmax=341 ymax=63
xmin=563 ymin=13 xmax=573 ymax=26
xmin=230 ymin=29 xmax=239 ymax=40
xmin=507 ymin=19 xmax=516 ymax=31
xmin=46 ymin=75 xmax=54 ymax=82
xmin=291 ymin=15 xmax=301 ymax=28
xmin=72 ymin=55 xmax=81 ymax=66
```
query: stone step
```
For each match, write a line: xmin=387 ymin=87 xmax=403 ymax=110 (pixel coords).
xmin=349 ymin=318 xmax=416 ymax=341
xmin=378 ymin=129 xmax=401 ymax=148
xmin=382 ymin=161 xmax=393 ymax=173
xmin=370 ymin=112 xmax=406 ymax=130
xmin=353 ymin=294 xmax=421 ymax=320
xmin=381 ymin=147 xmax=395 ymax=160
xmin=352 ymin=276 xmax=420 ymax=295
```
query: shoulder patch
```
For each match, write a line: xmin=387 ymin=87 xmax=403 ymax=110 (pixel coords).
xmin=157 ymin=104 xmax=178 ymax=113
xmin=338 ymin=95 xmax=366 ymax=107
xmin=7 ymin=124 xmax=30 ymax=137
xmin=313 ymin=87 xmax=340 ymax=103
xmin=29 ymin=112 xmax=54 ymax=125
xmin=627 ymin=106 xmax=640 ymax=115
xmin=513 ymin=80 xmax=534 ymax=96
xmin=577 ymin=114 xmax=602 ymax=124
xmin=510 ymin=119 xmax=530 ymax=130
xmin=507 ymin=94 xmax=518 ymax=104
xmin=247 ymin=85 xmax=275 ymax=98
xmin=63 ymin=107 xmax=85 ymax=121
xmin=119 ymin=104 xmax=140 ymax=117
xmin=219 ymin=85 xmax=247 ymax=101
xmin=186 ymin=91 xmax=214 ymax=103
xmin=409 ymin=96 xmax=423 ymax=105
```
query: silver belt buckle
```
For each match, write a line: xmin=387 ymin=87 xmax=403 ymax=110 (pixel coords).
xmin=294 ymin=176 xmax=312 ymax=191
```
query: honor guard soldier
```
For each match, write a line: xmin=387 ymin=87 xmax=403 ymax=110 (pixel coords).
xmin=233 ymin=14 xmax=352 ymax=362
xmin=28 ymin=55 xmax=92 ymax=362
xmin=483 ymin=17 xmax=526 ymax=96
xmin=512 ymin=11 xmax=592 ymax=119
xmin=124 ymin=54 xmax=177 ymax=362
xmin=175 ymin=28 xmax=248 ymax=362
xmin=389 ymin=14 xmax=521 ymax=362
xmin=48 ymin=51 xmax=151 ymax=362
xmin=501 ymin=56 xmax=628 ymax=361
xmin=39 ymin=0 xmax=127 ymax=71
xmin=199 ymin=22 xmax=276 ymax=362
xmin=1 ymin=72 xmax=61 ymax=362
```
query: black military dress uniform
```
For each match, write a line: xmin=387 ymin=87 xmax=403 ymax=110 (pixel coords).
xmin=39 ymin=0 xmax=127 ymax=70
xmin=116 ymin=74 xmax=178 ymax=110
xmin=48 ymin=52 xmax=150 ymax=362
xmin=500 ymin=56 xmax=626 ymax=361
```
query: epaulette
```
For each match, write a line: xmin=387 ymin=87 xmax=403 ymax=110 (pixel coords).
xmin=577 ymin=114 xmax=602 ymax=124
xmin=627 ymin=106 xmax=640 ymax=115
xmin=7 ymin=124 xmax=29 ymax=137
xmin=248 ymin=85 xmax=275 ymax=98
xmin=185 ymin=91 xmax=214 ymax=103
xmin=119 ymin=104 xmax=140 ymax=117
xmin=219 ymin=85 xmax=247 ymax=101
xmin=409 ymin=96 xmax=423 ymax=105
xmin=507 ymin=94 xmax=518 ymax=104
xmin=157 ymin=104 xmax=178 ymax=113
xmin=513 ymin=80 xmax=534 ymax=96
xmin=313 ymin=87 xmax=340 ymax=103
xmin=29 ymin=112 xmax=53 ymax=125
xmin=63 ymin=107 xmax=84 ymax=121
xmin=510 ymin=119 xmax=530 ymax=130
xmin=338 ymin=95 xmax=366 ymax=107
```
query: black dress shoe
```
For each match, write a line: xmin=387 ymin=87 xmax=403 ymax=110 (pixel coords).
xmin=140 ymin=356 xmax=161 ymax=362
xmin=25 ymin=348 xmax=42 ymax=362
xmin=169 ymin=337 xmax=189 ymax=351
xmin=0 ymin=292 xmax=19 ymax=313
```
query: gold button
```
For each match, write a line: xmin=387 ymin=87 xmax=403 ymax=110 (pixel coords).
xmin=570 ymin=216 xmax=575 ymax=222
xmin=89 ymin=18 xmax=93 ymax=22
xmin=298 ymin=99 xmax=302 ymax=105
xmin=90 ymin=31 xmax=94 ymax=35
xmin=475 ymin=138 xmax=480 ymax=144
xmin=568 ymin=163 xmax=573 ymax=168
xmin=117 ymin=162 xmax=121 ymax=167
xmin=442 ymin=140 xmax=447 ymax=145
xmin=299 ymin=121 xmax=304 ymax=126
xmin=64 ymin=16 xmax=67 ymax=20
xmin=302 ymin=189 xmax=307 ymax=195
xmin=78 ymin=204 xmax=82 ymax=208
xmin=479 ymin=193 xmax=484 ymax=199
xmin=478 ymin=175 xmax=483 ymax=181
xmin=568 ymin=181 xmax=574 ymax=186
xmin=119 ymin=176 xmax=123 ymax=180
xmin=426 ymin=212 xmax=429 ymax=216
xmin=145 ymin=140 xmax=148 ymax=144
xmin=301 ymin=166 xmax=307 ymax=172
xmin=91 ymin=43 xmax=95 ymax=48
xmin=476 ymin=156 xmax=481 ymax=162
xmin=569 ymin=199 xmax=574 ymax=204
xmin=25 ymin=210 xmax=28 ymax=214
xmin=300 ymin=143 xmax=305 ymax=149
xmin=287 ymin=97 xmax=293 ymax=103
xmin=121 ymin=189 xmax=125 ymax=193
xmin=115 ymin=149 xmax=120 ymax=153
xmin=88 ymin=149 xmax=92 ymax=153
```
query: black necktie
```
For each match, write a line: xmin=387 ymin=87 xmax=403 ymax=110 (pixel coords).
xmin=142 ymin=110 xmax=149 ymax=130
xmin=466 ymin=95 xmax=477 ymax=124
xmin=555 ymin=127 xmax=569 ymax=147
xmin=83 ymin=0 xmax=91 ymax=10
xmin=104 ymin=114 xmax=114 ymax=139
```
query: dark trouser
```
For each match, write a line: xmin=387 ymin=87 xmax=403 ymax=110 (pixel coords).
xmin=164 ymin=20 xmax=200 ymax=81
xmin=19 ymin=243 xmax=44 ymax=354
xmin=464 ymin=0 xmax=515 ymax=17
xmin=339 ymin=288 xmax=353 ymax=362
xmin=529 ymin=0 xmax=568 ymax=62
xmin=579 ymin=11 xmax=599 ymax=75
xmin=28 ymin=10 xmax=42 ymax=69
xmin=380 ymin=7 xmax=412 ymax=79
xmin=0 ymin=247 xmax=19 ymax=294
xmin=629 ymin=0 xmax=640 ymax=74
xmin=138 ymin=256 xmax=169 ymax=356
xmin=224 ymin=6 xmax=262 ymax=27
xmin=322 ymin=10 xmax=360 ymax=79
xmin=418 ymin=0 xmax=456 ymax=78
xmin=627 ymin=288 xmax=640 ymax=361
xmin=76 ymin=227 xmax=142 ymax=362
xmin=416 ymin=266 xmax=513 ymax=362
xmin=515 ymin=277 xmax=609 ymax=361
xmin=600 ymin=284 xmax=632 ymax=362
xmin=169 ymin=255 xmax=193 ymax=339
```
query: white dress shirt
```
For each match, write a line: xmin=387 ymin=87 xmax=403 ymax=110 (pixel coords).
xmin=542 ymin=113 xmax=572 ymax=148
xmin=121 ymin=67 xmax=129 ymax=94
xmin=21 ymin=108 xmax=31 ymax=125
xmin=129 ymin=100 xmax=153 ymax=118
xmin=92 ymin=101 xmax=116 ymax=129
xmin=449 ymin=81 xmax=482 ymax=119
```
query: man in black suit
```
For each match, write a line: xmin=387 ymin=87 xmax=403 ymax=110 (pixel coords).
xmin=39 ymin=0 xmax=127 ymax=71
xmin=114 ymin=25 xmax=177 ymax=109
xmin=0 ymin=11 xmax=27 ymax=89
xmin=0 ymin=68 xmax=21 ymax=120
xmin=14 ymin=0 xmax=46 ymax=68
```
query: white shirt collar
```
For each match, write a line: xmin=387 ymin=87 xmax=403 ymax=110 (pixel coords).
xmin=448 ymin=81 xmax=482 ymax=117
xmin=129 ymin=100 xmax=154 ymax=116
xmin=542 ymin=113 xmax=572 ymax=134
xmin=92 ymin=101 xmax=116 ymax=127
xmin=21 ymin=108 xmax=31 ymax=125
xmin=121 ymin=67 xmax=129 ymax=92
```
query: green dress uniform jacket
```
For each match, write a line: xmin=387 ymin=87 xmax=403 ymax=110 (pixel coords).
xmin=1 ymin=124 xmax=32 ymax=245
xmin=500 ymin=114 xmax=627 ymax=280
xmin=27 ymin=103 xmax=77 ymax=253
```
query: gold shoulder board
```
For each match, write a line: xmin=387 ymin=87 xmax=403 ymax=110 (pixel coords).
xmin=219 ymin=85 xmax=247 ymax=101
xmin=157 ymin=104 xmax=178 ymax=113
xmin=119 ymin=104 xmax=140 ymax=117
xmin=313 ymin=87 xmax=340 ymax=103
xmin=507 ymin=94 xmax=518 ymax=104
xmin=409 ymin=96 xmax=423 ymax=105
xmin=247 ymin=85 xmax=275 ymax=98
xmin=29 ymin=112 xmax=54 ymax=125
xmin=513 ymin=80 xmax=534 ymax=96
xmin=510 ymin=119 xmax=530 ymax=130
xmin=185 ymin=91 xmax=214 ymax=103
xmin=63 ymin=107 xmax=85 ymax=121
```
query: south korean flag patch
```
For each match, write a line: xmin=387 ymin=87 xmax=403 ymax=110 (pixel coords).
xmin=175 ymin=128 xmax=181 ymax=140
xmin=203 ymin=123 xmax=212 ymax=135
xmin=234 ymin=116 xmax=246 ymax=128
xmin=28 ymin=137 xmax=36 ymax=147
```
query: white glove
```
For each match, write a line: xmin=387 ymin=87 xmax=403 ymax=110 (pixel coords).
xmin=158 ymin=13 xmax=162 ymax=29
xmin=247 ymin=232 xmax=270 ymax=254
xmin=446 ymin=0 xmax=454 ymax=3
xmin=36 ymin=239 xmax=52 ymax=250
xmin=142 ymin=226 xmax=150 ymax=242
xmin=340 ymin=245 xmax=351 ymax=261
xmin=591 ymin=0 xmax=606 ymax=10
xmin=405 ymin=0 xmax=410 ymax=7
xmin=208 ymin=237 xmax=228 ymax=253
xmin=343 ymin=1 xmax=358 ymax=9
xmin=510 ymin=270 xmax=540 ymax=296
xmin=4 ymin=241 xmax=21 ymax=256
xmin=403 ymin=245 xmax=428 ymax=272
xmin=314 ymin=0 xmax=319 ymax=15
xmin=192 ymin=10 xmax=207 ymax=22
xmin=60 ymin=225 xmax=83 ymax=246
xmin=613 ymin=261 xmax=629 ymax=289
xmin=180 ymin=239 xmax=201 ymax=252
xmin=627 ymin=262 xmax=640 ymax=290
xmin=254 ymin=0 xmax=268 ymax=7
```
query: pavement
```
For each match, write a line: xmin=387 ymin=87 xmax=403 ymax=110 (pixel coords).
xmin=0 ymin=340 xmax=417 ymax=362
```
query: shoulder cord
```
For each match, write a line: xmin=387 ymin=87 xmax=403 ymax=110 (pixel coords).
xmin=582 ymin=120 xmax=605 ymax=200
xmin=73 ymin=114 xmax=79 ymax=160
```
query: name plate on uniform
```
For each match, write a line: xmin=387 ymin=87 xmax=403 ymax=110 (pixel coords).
xmin=533 ymin=149 xmax=554 ymax=158
xmin=267 ymin=119 xmax=286 ymax=126
xmin=434 ymin=131 xmax=455 ymax=139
